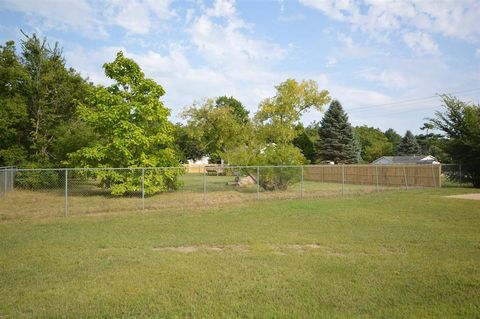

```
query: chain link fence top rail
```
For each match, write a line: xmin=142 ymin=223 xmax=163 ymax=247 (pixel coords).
xmin=0 ymin=164 xmax=445 ymax=220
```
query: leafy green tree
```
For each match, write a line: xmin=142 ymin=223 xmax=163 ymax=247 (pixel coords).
xmin=293 ymin=122 xmax=320 ymax=163
xmin=181 ymin=99 xmax=252 ymax=163
xmin=68 ymin=51 xmax=180 ymax=195
xmin=21 ymin=33 xmax=90 ymax=164
xmin=355 ymin=126 xmax=393 ymax=163
xmin=225 ymin=143 xmax=305 ymax=190
xmin=384 ymin=128 xmax=402 ymax=155
xmin=317 ymin=100 xmax=360 ymax=163
xmin=430 ymin=95 xmax=480 ymax=187
xmin=0 ymin=41 xmax=29 ymax=166
xmin=172 ymin=123 xmax=205 ymax=163
xmin=416 ymin=122 xmax=450 ymax=161
xmin=398 ymin=130 xmax=421 ymax=156
xmin=225 ymin=79 xmax=327 ymax=190
xmin=255 ymin=79 xmax=330 ymax=144
xmin=215 ymin=96 xmax=249 ymax=124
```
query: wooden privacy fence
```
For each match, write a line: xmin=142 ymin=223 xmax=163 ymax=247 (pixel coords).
xmin=183 ymin=164 xmax=222 ymax=174
xmin=304 ymin=164 xmax=441 ymax=188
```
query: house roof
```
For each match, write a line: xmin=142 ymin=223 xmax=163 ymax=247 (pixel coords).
xmin=372 ymin=155 xmax=439 ymax=164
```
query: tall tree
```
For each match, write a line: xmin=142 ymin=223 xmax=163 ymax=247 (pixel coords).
xmin=0 ymin=41 xmax=29 ymax=166
xmin=254 ymin=79 xmax=330 ymax=144
xmin=384 ymin=128 xmax=402 ymax=155
xmin=68 ymin=51 xmax=180 ymax=195
xmin=398 ymin=130 xmax=421 ymax=156
xmin=21 ymin=33 xmax=90 ymax=164
xmin=430 ymin=95 xmax=480 ymax=187
xmin=355 ymin=126 xmax=393 ymax=163
xmin=181 ymin=99 xmax=252 ymax=163
xmin=317 ymin=100 xmax=360 ymax=164
xmin=215 ymin=96 xmax=249 ymax=124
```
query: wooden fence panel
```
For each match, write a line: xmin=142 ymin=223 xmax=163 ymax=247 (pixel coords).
xmin=304 ymin=164 xmax=441 ymax=188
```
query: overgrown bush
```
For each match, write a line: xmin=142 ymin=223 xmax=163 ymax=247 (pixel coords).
xmin=15 ymin=170 xmax=63 ymax=189
xmin=75 ymin=168 xmax=183 ymax=196
xmin=226 ymin=143 xmax=305 ymax=191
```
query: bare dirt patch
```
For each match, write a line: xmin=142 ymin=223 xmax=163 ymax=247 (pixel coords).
xmin=446 ymin=193 xmax=480 ymax=201
xmin=153 ymin=244 xmax=248 ymax=253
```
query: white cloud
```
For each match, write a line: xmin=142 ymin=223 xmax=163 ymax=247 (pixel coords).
xmin=0 ymin=0 xmax=107 ymax=38
xmin=299 ymin=0 xmax=480 ymax=44
xmin=299 ymin=0 xmax=359 ymax=21
xmin=402 ymin=31 xmax=439 ymax=56
xmin=188 ymin=1 xmax=287 ymax=86
xmin=0 ymin=0 xmax=176 ymax=37
xmin=105 ymin=0 xmax=152 ymax=35
xmin=206 ymin=0 xmax=236 ymax=18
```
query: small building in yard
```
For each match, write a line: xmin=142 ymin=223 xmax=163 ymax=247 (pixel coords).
xmin=372 ymin=155 xmax=440 ymax=165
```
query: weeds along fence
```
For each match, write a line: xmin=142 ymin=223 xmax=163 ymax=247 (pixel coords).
xmin=0 ymin=164 xmax=441 ymax=220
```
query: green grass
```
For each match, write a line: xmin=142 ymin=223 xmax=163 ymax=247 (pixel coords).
xmin=1 ymin=187 xmax=479 ymax=318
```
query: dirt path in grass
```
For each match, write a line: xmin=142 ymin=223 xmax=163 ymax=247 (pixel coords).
xmin=446 ymin=193 xmax=480 ymax=200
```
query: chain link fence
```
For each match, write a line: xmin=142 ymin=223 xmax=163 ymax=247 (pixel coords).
xmin=0 ymin=164 xmax=443 ymax=220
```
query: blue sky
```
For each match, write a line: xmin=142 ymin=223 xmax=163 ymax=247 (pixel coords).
xmin=1 ymin=0 xmax=479 ymax=134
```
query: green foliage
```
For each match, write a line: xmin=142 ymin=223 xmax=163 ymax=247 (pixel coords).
xmin=398 ymin=130 xmax=421 ymax=156
xmin=226 ymin=143 xmax=305 ymax=190
xmin=317 ymin=100 xmax=360 ymax=163
xmin=172 ymin=123 xmax=205 ymax=163
xmin=384 ymin=128 xmax=402 ymax=155
xmin=68 ymin=51 xmax=181 ymax=195
xmin=21 ymin=33 xmax=90 ymax=164
xmin=293 ymin=122 xmax=320 ymax=163
xmin=355 ymin=126 xmax=393 ymax=163
xmin=0 ymin=41 xmax=29 ymax=166
xmin=182 ymin=99 xmax=252 ymax=163
xmin=14 ymin=169 xmax=63 ymax=189
xmin=215 ymin=96 xmax=249 ymax=124
xmin=0 ymin=35 xmax=92 ymax=167
xmin=255 ymin=79 xmax=330 ymax=144
xmin=430 ymin=95 xmax=480 ymax=187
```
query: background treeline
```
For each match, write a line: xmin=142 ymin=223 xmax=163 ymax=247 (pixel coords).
xmin=1 ymin=34 xmax=479 ymax=187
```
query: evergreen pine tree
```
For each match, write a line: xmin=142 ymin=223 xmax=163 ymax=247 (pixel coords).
xmin=398 ymin=130 xmax=421 ymax=155
xmin=317 ymin=100 xmax=360 ymax=163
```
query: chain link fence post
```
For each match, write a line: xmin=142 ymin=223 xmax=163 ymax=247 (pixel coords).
xmin=203 ymin=166 xmax=207 ymax=204
xmin=64 ymin=168 xmax=68 ymax=217
xmin=141 ymin=168 xmax=145 ymax=211
xmin=301 ymin=165 xmax=304 ymax=199
xmin=342 ymin=165 xmax=345 ymax=196
xmin=10 ymin=168 xmax=14 ymax=192
xmin=3 ymin=169 xmax=6 ymax=197
xmin=256 ymin=166 xmax=260 ymax=200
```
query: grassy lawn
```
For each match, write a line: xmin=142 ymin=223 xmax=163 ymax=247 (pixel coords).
xmin=1 ymin=187 xmax=479 ymax=317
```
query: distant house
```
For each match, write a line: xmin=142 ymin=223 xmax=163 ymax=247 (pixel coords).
xmin=187 ymin=156 xmax=210 ymax=165
xmin=372 ymin=155 xmax=440 ymax=165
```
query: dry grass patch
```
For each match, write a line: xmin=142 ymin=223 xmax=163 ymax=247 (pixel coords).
xmin=445 ymin=193 xmax=480 ymax=200
xmin=152 ymin=244 xmax=248 ymax=253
